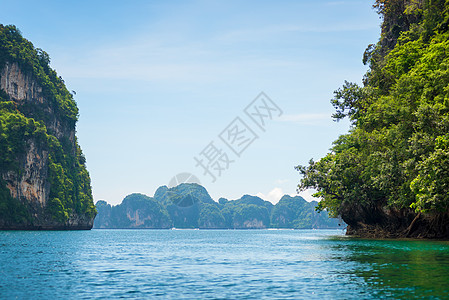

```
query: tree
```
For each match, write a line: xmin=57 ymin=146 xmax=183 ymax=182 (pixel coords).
xmin=297 ymin=0 xmax=449 ymax=237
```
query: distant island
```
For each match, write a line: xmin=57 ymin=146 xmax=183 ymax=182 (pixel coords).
xmin=298 ymin=0 xmax=449 ymax=239
xmin=4 ymin=0 xmax=447 ymax=239
xmin=94 ymin=183 xmax=342 ymax=229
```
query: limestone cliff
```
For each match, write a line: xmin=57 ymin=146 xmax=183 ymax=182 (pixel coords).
xmin=0 ymin=25 xmax=96 ymax=229
xmin=94 ymin=196 xmax=172 ymax=229
xmin=94 ymin=184 xmax=342 ymax=229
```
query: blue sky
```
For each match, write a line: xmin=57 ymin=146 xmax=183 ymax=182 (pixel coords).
xmin=0 ymin=0 xmax=381 ymax=205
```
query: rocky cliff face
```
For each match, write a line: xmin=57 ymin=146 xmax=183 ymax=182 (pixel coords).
xmin=1 ymin=62 xmax=75 ymax=142
xmin=94 ymin=196 xmax=172 ymax=229
xmin=1 ymin=63 xmax=50 ymax=209
xmin=1 ymin=61 xmax=44 ymax=103
xmin=94 ymin=184 xmax=342 ymax=229
xmin=0 ymin=25 xmax=96 ymax=229
xmin=3 ymin=140 xmax=49 ymax=206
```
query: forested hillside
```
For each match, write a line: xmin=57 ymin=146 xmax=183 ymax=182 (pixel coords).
xmin=0 ymin=25 xmax=96 ymax=229
xmin=298 ymin=0 xmax=449 ymax=238
xmin=94 ymin=184 xmax=341 ymax=229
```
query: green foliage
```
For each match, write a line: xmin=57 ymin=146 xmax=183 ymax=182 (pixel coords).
xmin=410 ymin=135 xmax=449 ymax=212
xmin=198 ymin=203 xmax=225 ymax=228
xmin=0 ymin=24 xmax=95 ymax=226
xmin=94 ymin=184 xmax=341 ymax=229
xmin=232 ymin=204 xmax=270 ymax=228
xmin=0 ymin=178 xmax=30 ymax=225
xmin=298 ymin=0 xmax=449 ymax=220
xmin=331 ymin=81 xmax=366 ymax=122
xmin=271 ymin=195 xmax=340 ymax=229
xmin=45 ymin=135 xmax=96 ymax=222
xmin=0 ymin=103 xmax=47 ymax=170
xmin=109 ymin=193 xmax=171 ymax=228
xmin=153 ymin=184 xmax=214 ymax=228
xmin=0 ymin=25 xmax=78 ymax=124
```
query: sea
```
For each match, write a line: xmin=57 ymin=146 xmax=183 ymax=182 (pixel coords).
xmin=1 ymin=229 xmax=448 ymax=299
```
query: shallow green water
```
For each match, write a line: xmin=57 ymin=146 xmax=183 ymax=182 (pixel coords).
xmin=0 ymin=229 xmax=448 ymax=299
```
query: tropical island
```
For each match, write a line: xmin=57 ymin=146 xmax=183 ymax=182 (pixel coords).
xmin=1 ymin=0 xmax=449 ymax=239
xmin=94 ymin=183 xmax=341 ymax=229
xmin=298 ymin=0 xmax=449 ymax=238
xmin=0 ymin=24 xmax=340 ymax=231
xmin=0 ymin=25 xmax=96 ymax=229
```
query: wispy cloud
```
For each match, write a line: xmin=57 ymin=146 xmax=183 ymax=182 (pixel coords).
xmin=275 ymin=179 xmax=290 ymax=185
xmin=53 ymin=35 xmax=301 ymax=85
xmin=215 ymin=22 xmax=377 ymax=44
xmin=325 ymin=1 xmax=348 ymax=6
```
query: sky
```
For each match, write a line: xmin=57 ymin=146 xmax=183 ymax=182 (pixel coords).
xmin=0 ymin=0 xmax=381 ymax=205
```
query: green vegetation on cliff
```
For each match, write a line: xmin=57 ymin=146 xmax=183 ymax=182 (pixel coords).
xmin=297 ymin=0 xmax=449 ymax=238
xmin=94 ymin=184 xmax=341 ymax=229
xmin=95 ymin=194 xmax=171 ymax=229
xmin=0 ymin=25 xmax=78 ymax=124
xmin=0 ymin=25 xmax=95 ymax=228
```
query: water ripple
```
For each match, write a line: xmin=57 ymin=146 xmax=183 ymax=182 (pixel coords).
xmin=0 ymin=229 xmax=448 ymax=299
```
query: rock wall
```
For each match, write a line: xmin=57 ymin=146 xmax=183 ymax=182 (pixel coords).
xmin=3 ymin=140 xmax=49 ymax=208
xmin=1 ymin=62 xmax=44 ymax=103
xmin=0 ymin=60 xmax=95 ymax=230
xmin=0 ymin=62 xmax=74 ymax=142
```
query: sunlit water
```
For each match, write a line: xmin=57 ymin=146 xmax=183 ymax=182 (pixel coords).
xmin=1 ymin=229 xmax=449 ymax=299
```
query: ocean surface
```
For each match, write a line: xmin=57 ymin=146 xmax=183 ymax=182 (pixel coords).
xmin=1 ymin=229 xmax=449 ymax=299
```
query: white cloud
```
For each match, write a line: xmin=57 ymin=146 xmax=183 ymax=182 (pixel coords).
xmin=257 ymin=187 xmax=290 ymax=204
xmin=298 ymin=188 xmax=320 ymax=202
xmin=257 ymin=187 xmax=320 ymax=204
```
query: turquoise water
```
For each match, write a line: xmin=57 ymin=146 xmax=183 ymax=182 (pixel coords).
xmin=1 ymin=229 xmax=449 ymax=299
